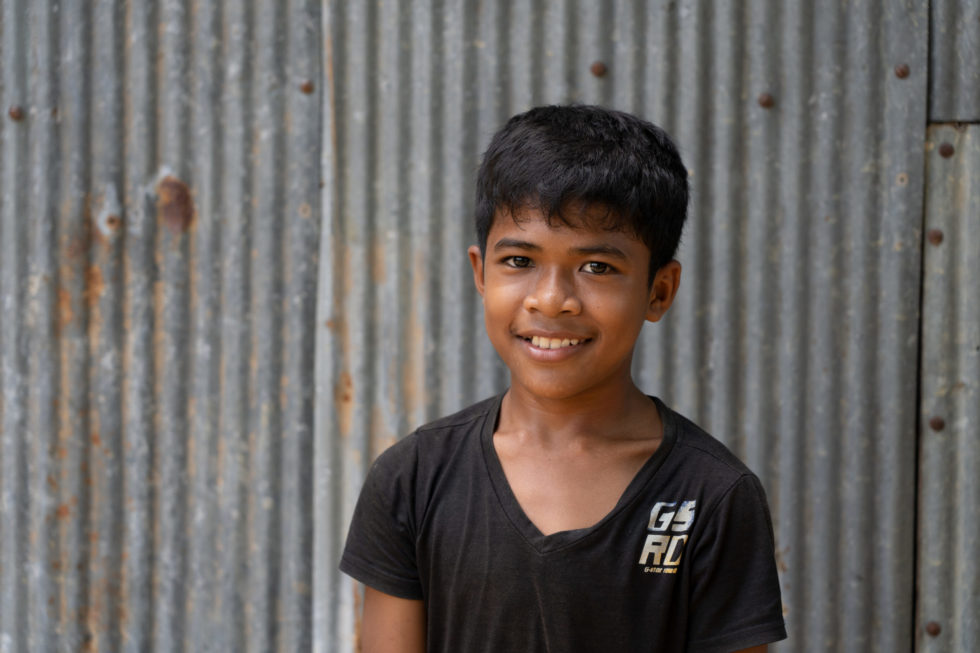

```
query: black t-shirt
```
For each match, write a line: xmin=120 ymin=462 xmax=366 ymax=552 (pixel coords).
xmin=340 ymin=394 xmax=787 ymax=652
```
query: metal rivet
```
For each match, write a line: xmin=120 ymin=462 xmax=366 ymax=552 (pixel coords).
xmin=757 ymin=92 xmax=775 ymax=109
xmin=590 ymin=61 xmax=607 ymax=77
xmin=938 ymin=142 xmax=955 ymax=158
xmin=8 ymin=105 xmax=24 ymax=121
xmin=927 ymin=229 xmax=944 ymax=246
xmin=925 ymin=622 xmax=941 ymax=637
xmin=894 ymin=63 xmax=910 ymax=79
xmin=300 ymin=80 xmax=315 ymax=94
xmin=896 ymin=172 xmax=908 ymax=187
xmin=929 ymin=416 xmax=945 ymax=432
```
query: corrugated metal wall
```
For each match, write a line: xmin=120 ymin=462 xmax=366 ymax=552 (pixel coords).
xmin=0 ymin=1 xmax=321 ymax=651
xmin=1 ymin=1 xmax=977 ymax=652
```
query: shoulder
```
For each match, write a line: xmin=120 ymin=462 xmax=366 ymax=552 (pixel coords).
xmin=369 ymin=394 xmax=500 ymax=481
xmin=655 ymin=402 xmax=772 ymax=522
xmin=663 ymin=404 xmax=756 ymax=481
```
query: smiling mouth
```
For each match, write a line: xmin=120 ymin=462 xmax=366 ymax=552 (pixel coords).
xmin=520 ymin=335 xmax=591 ymax=350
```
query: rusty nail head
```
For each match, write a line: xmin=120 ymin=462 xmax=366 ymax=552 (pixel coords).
xmin=758 ymin=93 xmax=775 ymax=109
xmin=894 ymin=63 xmax=910 ymax=79
xmin=925 ymin=622 xmax=941 ymax=637
xmin=300 ymin=80 xmax=315 ymax=94
xmin=929 ymin=416 xmax=945 ymax=432
xmin=927 ymin=229 xmax=944 ymax=246
xmin=938 ymin=142 xmax=955 ymax=158
xmin=8 ymin=105 xmax=24 ymax=121
xmin=590 ymin=61 xmax=607 ymax=77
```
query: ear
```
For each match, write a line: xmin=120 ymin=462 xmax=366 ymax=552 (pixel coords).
xmin=468 ymin=245 xmax=486 ymax=297
xmin=646 ymin=260 xmax=681 ymax=323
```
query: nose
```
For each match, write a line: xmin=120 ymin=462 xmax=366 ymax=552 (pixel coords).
xmin=522 ymin=268 xmax=582 ymax=316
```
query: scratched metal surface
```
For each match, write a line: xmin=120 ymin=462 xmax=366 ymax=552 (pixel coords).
xmin=0 ymin=1 xmax=320 ymax=651
xmin=917 ymin=125 xmax=979 ymax=653
xmin=314 ymin=2 xmax=929 ymax=652
xmin=930 ymin=0 xmax=980 ymax=121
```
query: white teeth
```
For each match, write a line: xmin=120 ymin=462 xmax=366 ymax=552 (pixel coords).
xmin=527 ymin=336 xmax=584 ymax=349
xmin=530 ymin=336 xmax=585 ymax=349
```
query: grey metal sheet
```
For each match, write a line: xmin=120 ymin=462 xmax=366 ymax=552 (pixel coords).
xmin=0 ymin=1 xmax=321 ymax=651
xmin=316 ymin=1 xmax=929 ymax=651
xmin=930 ymin=0 xmax=980 ymax=121
xmin=917 ymin=124 xmax=980 ymax=653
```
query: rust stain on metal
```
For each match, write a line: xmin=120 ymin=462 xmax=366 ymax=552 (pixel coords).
xmin=938 ymin=142 xmax=955 ymax=158
xmin=300 ymin=79 xmax=315 ymax=94
xmin=8 ymin=105 xmax=24 ymax=120
xmin=590 ymin=61 xmax=607 ymax=77
xmin=57 ymin=287 xmax=74 ymax=332
xmin=55 ymin=503 xmax=72 ymax=520
xmin=65 ymin=209 xmax=94 ymax=261
xmin=928 ymin=416 xmax=945 ymax=431
xmin=757 ymin=92 xmax=775 ymax=109
xmin=894 ymin=63 xmax=910 ymax=79
xmin=156 ymin=175 xmax=195 ymax=234
xmin=353 ymin=583 xmax=364 ymax=652
xmin=84 ymin=265 xmax=105 ymax=307
xmin=336 ymin=371 xmax=353 ymax=437
xmin=373 ymin=241 xmax=386 ymax=284
xmin=925 ymin=621 xmax=941 ymax=637
xmin=927 ymin=229 xmax=944 ymax=246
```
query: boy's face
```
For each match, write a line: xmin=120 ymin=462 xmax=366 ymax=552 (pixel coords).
xmin=468 ymin=205 xmax=681 ymax=402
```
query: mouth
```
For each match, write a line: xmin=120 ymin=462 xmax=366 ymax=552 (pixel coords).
xmin=518 ymin=335 xmax=592 ymax=350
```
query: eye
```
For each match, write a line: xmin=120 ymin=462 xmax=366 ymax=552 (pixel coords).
xmin=505 ymin=256 xmax=532 ymax=268
xmin=583 ymin=261 xmax=613 ymax=274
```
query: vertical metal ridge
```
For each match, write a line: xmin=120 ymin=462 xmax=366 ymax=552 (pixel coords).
xmin=919 ymin=124 xmax=979 ymax=653
xmin=120 ymin=0 xmax=157 ymax=647
xmin=930 ymin=0 xmax=980 ymax=121
xmin=0 ymin=1 xmax=30 ymax=649
xmin=184 ymin=1 xmax=222 ymax=648
xmin=772 ymin=2 xmax=811 ymax=643
xmin=153 ymin=0 xmax=193 ymax=647
xmin=23 ymin=3 xmax=60 ymax=649
xmin=87 ymin=1 xmax=125 ymax=650
xmin=278 ymin=3 xmax=320 ymax=650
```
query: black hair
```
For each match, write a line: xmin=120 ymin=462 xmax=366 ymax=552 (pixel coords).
xmin=475 ymin=105 xmax=689 ymax=282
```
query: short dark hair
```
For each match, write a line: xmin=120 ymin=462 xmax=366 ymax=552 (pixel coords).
xmin=475 ymin=105 xmax=689 ymax=281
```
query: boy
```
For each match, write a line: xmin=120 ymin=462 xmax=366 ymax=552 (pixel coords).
xmin=340 ymin=105 xmax=787 ymax=652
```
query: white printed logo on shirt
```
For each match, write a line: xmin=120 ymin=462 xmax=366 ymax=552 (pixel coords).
xmin=637 ymin=500 xmax=696 ymax=574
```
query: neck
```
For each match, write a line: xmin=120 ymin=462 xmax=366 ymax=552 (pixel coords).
xmin=499 ymin=376 xmax=659 ymax=446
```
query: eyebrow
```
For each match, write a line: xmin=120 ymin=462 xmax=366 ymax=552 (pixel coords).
xmin=570 ymin=244 xmax=628 ymax=260
xmin=492 ymin=238 xmax=541 ymax=252
xmin=492 ymin=238 xmax=628 ymax=260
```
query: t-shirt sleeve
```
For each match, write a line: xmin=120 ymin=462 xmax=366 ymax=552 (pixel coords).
xmin=339 ymin=437 xmax=424 ymax=600
xmin=686 ymin=474 xmax=787 ymax=652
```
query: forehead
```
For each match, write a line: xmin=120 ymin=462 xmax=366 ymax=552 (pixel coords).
xmin=488 ymin=205 xmax=651 ymax=262
xmin=490 ymin=204 xmax=641 ymax=243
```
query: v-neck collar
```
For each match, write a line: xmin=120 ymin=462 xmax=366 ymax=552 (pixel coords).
xmin=479 ymin=392 xmax=678 ymax=555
